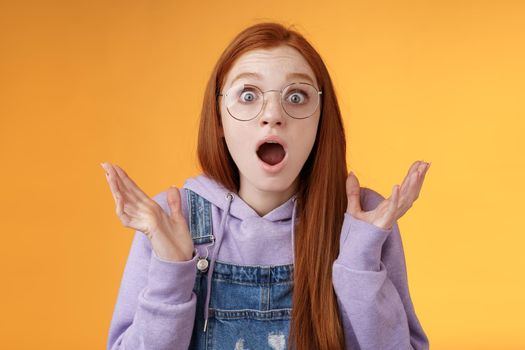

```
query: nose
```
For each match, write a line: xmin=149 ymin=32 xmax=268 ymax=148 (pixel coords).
xmin=258 ymin=90 xmax=286 ymax=126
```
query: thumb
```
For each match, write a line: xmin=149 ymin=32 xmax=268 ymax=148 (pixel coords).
xmin=346 ymin=171 xmax=362 ymax=215
xmin=167 ymin=185 xmax=184 ymax=222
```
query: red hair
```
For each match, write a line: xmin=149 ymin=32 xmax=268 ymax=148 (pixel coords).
xmin=197 ymin=22 xmax=348 ymax=350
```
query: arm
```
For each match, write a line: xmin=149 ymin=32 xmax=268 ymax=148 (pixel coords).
xmin=106 ymin=190 xmax=198 ymax=350
xmin=332 ymin=189 xmax=430 ymax=350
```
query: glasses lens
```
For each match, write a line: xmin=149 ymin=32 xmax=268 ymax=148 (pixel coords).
xmin=223 ymin=82 xmax=320 ymax=120
xmin=282 ymin=83 xmax=319 ymax=119
xmin=224 ymin=83 xmax=264 ymax=121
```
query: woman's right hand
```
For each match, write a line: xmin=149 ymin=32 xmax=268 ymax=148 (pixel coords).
xmin=101 ymin=162 xmax=194 ymax=262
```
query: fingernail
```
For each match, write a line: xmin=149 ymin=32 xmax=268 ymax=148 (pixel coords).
xmin=100 ymin=163 xmax=109 ymax=176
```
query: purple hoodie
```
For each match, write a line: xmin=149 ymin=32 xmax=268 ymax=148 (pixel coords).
xmin=107 ymin=174 xmax=429 ymax=349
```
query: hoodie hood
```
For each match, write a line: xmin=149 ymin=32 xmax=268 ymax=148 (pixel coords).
xmin=182 ymin=173 xmax=298 ymax=222
xmin=182 ymin=173 xmax=298 ymax=333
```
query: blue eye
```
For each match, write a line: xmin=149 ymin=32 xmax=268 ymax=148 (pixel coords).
xmin=237 ymin=85 xmax=261 ymax=103
xmin=286 ymin=90 xmax=308 ymax=104
xmin=240 ymin=90 xmax=257 ymax=102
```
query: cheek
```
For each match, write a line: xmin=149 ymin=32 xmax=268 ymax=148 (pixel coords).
xmin=220 ymin=104 xmax=251 ymax=163
xmin=222 ymin=123 xmax=252 ymax=159
xmin=304 ymin=118 xmax=320 ymax=143
xmin=296 ymin=120 xmax=319 ymax=158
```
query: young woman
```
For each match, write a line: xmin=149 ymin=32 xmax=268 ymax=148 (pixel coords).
xmin=103 ymin=22 xmax=430 ymax=350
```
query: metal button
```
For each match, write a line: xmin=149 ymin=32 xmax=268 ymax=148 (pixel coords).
xmin=197 ymin=258 xmax=209 ymax=272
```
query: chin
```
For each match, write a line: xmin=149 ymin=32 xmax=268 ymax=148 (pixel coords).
xmin=252 ymin=173 xmax=297 ymax=192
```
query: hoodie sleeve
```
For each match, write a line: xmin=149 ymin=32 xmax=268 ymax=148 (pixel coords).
xmin=332 ymin=189 xmax=430 ymax=350
xmin=106 ymin=190 xmax=198 ymax=350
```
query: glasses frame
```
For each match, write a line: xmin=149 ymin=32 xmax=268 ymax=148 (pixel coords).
xmin=217 ymin=81 xmax=323 ymax=121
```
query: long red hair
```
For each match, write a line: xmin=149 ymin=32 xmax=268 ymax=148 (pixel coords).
xmin=197 ymin=22 xmax=348 ymax=350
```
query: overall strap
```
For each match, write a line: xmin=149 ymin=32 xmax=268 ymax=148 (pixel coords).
xmin=185 ymin=188 xmax=214 ymax=245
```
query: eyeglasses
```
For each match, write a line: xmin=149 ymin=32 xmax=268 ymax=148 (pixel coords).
xmin=218 ymin=82 xmax=322 ymax=121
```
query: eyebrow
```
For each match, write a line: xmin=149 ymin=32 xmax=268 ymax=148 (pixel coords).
xmin=230 ymin=72 xmax=316 ymax=87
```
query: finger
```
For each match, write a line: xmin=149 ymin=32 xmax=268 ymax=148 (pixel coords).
xmin=418 ymin=162 xmax=430 ymax=185
xmin=388 ymin=184 xmax=400 ymax=216
xmin=413 ymin=162 xmax=430 ymax=197
xmin=400 ymin=160 xmax=422 ymax=196
xmin=101 ymin=163 xmax=117 ymax=202
xmin=399 ymin=171 xmax=419 ymax=207
xmin=373 ymin=184 xmax=400 ymax=230
xmin=112 ymin=164 xmax=149 ymax=201
xmin=102 ymin=163 xmax=137 ymax=227
xmin=107 ymin=165 xmax=126 ymax=216
xmin=112 ymin=166 xmax=131 ymax=202
xmin=167 ymin=186 xmax=184 ymax=222
xmin=106 ymin=164 xmax=135 ymax=208
xmin=405 ymin=167 xmax=425 ymax=204
xmin=115 ymin=192 xmax=127 ymax=219
xmin=346 ymin=171 xmax=362 ymax=215
xmin=412 ymin=161 xmax=429 ymax=188
xmin=103 ymin=163 xmax=123 ymax=203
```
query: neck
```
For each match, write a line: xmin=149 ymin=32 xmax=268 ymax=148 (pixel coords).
xmin=238 ymin=175 xmax=298 ymax=217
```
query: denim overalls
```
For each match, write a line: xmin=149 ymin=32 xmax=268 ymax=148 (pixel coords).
xmin=184 ymin=188 xmax=296 ymax=350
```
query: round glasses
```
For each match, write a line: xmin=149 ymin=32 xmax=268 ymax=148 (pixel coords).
xmin=218 ymin=82 xmax=322 ymax=121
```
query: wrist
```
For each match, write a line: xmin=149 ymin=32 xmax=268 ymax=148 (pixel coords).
xmin=153 ymin=247 xmax=194 ymax=262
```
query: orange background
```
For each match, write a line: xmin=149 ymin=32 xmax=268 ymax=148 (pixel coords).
xmin=1 ymin=0 xmax=524 ymax=349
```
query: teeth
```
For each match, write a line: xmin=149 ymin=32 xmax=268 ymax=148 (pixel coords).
xmin=257 ymin=140 xmax=283 ymax=151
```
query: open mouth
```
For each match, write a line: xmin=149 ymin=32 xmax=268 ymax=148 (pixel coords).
xmin=256 ymin=142 xmax=287 ymax=166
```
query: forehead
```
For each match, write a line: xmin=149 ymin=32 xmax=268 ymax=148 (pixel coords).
xmin=224 ymin=46 xmax=317 ymax=86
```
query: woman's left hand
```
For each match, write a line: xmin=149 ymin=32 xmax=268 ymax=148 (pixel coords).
xmin=346 ymin=160 xmax=431 ymax=231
